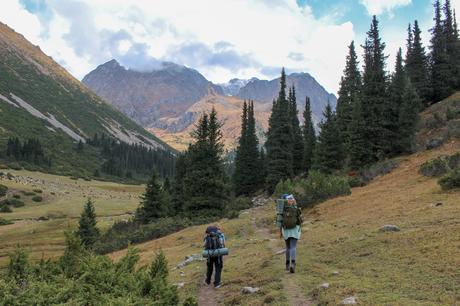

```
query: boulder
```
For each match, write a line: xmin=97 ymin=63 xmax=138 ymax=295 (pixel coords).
xmin=426 ymin=138 xmax=443 ymax=150
xmin=379 ymin=224 xmax=400 ymax=232
xmin=241 ymin=286 xmax=260 ymax=294
xmin=176 ymin=254 xmax=203 ymax=269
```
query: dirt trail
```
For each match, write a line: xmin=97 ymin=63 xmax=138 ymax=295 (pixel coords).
xmin=251 ymin=203 xmax=314 ymax=306
xmin=198 ymin=284 xmax=219 ymax=306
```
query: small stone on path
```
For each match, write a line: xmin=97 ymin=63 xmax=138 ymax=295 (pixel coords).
xmin=341 ymin=296 xmax=357 ymax=305
xmin=241 ymin=286 xmax=260 ymax=294
xmin=319 ymin=283 xmax=329 ymax=289
xmin=379 ymin=224 xmax=400 ymax=232
xmin=275 ymin=249 xmax=285 ymax=255
xmin=331 ymin=271 xmax=340 ymax=276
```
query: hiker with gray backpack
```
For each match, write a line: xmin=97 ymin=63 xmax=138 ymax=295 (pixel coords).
xmin=276 ymin=194 xmax=302 ymax=273
xmin=202 ymin=224 xmax=228 ymax=288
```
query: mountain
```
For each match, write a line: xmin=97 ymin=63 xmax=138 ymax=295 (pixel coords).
xmin=0 ymin=22 xmax=174 ymax=179
xmin=82 ymin=60 xmax=223 ymax=127
xmin=83 ymin=62 xmax=336 ymax=151
xmin=237 ymin=72 xmax=337 ymax=122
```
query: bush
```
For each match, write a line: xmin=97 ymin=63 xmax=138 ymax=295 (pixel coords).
xmin=361 ymin=159 xmax=399 ymax=183
xmin=0 ymin=184 xmax=8 ymax=197
xmin=9 ymin=199 xmax=25 ymax=208
xmin=12 ymin=194 xmax=21 ymax=199
xmin=273 ymin=179 xmax=296 ymax=199
xmin=0 ymin=218 xmax=13 ymax=226
xmin=438 ymin=168 xmax=460 ymax=190
xmin=420 ymin=157 xmax=449 ymax=177
xmin=7 ymin=162 xmax=22 ymax=171
xmin=445 ymin=107 xmax=457 ymax=121
xmin=33 ymin=189 xmax=43 ymax=194
xmin=298 ymin=171 xmax=351 ymax=207
xmin=32 ymin=196 xmax=43 ymax=202
xmin=21 ymin=191 xmax=36 ymax=196
xmin=224 ymin=197 xmax=252 ymax=219
xmin=0 ymin=204 xmax=12 ymax=213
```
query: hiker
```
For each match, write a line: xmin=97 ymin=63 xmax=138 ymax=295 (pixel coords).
xmin=279 ymin=194 xmax=302 ymax=273
xmin=204 ymin=224 xmax=225 ymax=288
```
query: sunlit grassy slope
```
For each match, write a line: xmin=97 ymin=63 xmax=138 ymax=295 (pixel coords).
xmin=0 ymin=169 xmax=144 ymax=267
xmin=109 ymin=140 xmax=459 ymax=305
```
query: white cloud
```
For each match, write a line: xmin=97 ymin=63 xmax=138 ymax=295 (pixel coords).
xmin=360 ymin=0 xmax=411 ymax=16
xmin=0 ymin=0 xmax=42 ymax=44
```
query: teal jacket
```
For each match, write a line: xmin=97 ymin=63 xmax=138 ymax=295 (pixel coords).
xmin=282 ymin=225 xmax=301 ymax=240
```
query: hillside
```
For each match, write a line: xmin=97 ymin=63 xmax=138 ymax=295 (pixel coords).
xmin=0 ymin=22 xmax=174 ymax=178
xmin=83 ymin=61 xmax=336 ymax=151
xmin=108 ymin=139 xmax=459 ymax=305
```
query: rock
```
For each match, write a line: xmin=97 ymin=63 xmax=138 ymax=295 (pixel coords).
xmin=241 ymin=286 xmax=260 ymax=294
xmin=435 ymin=202 xmax=443 ymax=207
xmin=319 ymin=283 xmax=329 ymax=289
xmin=379 ymin=224 xmax=400 ymax=232
xmin=275 ymin=249 xmax=285 ymax=255
xmin=426 ymin=138 xmax=443 ymax=150
xmin=331 ymin=271 xmax=340 ymax=276
xmin=180 ymin=272 xmax=186 ymax=277
xmin=175 ymin=282 xmax=185 ymax=288
xmin=176 ymin=254 xmax=203 ymax=269
xmin=341 ymin=296 xmax=357 ymax=305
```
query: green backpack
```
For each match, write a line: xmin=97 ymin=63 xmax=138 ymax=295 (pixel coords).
xmin=283 ymin=205 xmax=299 ymax=229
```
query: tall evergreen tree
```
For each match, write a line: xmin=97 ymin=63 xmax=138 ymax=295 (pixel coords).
xmin=171 ymin=153 xmax=188 ymax=213
xmin=288 ymin=86 xmax=304 ymax=175
xmin=183 ymin=109 xmax=228 ymax=214
xmin=135 ymin=172 xmax=168 ymax=223
xmin=406 ymin=20 xmax=431 ymax=104
xmin=430 ymin=0 xmax=452 ymax=101
xmin=265 ymin=68 xmax=294 ymax=193
xmin=348 ymin=94 xmax=370 ymax=170
xmin=388 ymin=48 xmax=407 ymax=154
xmin=336 ymin=41 xmax=361 ymax=148
xmin=397 ymin=82 xmax=422 ymax=153
xmin=247 ymin=101 xmax=264 ymax=190
xmin=76 ymin=198 xmax=100 ymax=249
xmin=233 ymin=101 xmax=249 ymax=195
xmin=443 ymin=0 xmax=460 ymax=90
xmin=361 ymin=15 xmax=390 ymax=161
xmin=313 ymin=104 xmax=345 ymax=174
xmin=302 ymin=96 xmax=316 ymax=173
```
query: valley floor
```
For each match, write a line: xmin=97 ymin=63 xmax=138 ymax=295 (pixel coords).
xmin=109 ymin=140 xmax=459 ymax=305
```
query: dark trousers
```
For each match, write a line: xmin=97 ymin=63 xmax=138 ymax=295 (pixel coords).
xmin=206 ymin=256 xmax=223 ymax=286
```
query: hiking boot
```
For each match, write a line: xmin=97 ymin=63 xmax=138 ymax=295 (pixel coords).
xmin=285 ymin=260 xmax=290 ymax=271
xmin=290 ymin=260 xmax=296 ymax=273
xmin=214 ymin=283 xmax=222 ymax=289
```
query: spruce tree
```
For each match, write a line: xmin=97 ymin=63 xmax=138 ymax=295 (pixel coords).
xmin=247 ymin=101 xmax=264 ymax=190
xmin=302 ymin=96 xmax=316 ymax=173
xmin=348 ymin=94 xmax=370 ymax=170
xmin=233 ymin=101 xmax=249 ymax=195
xmin=430 ymin=0 xmax=452 ymax=101
xmin=336 ymin=41 xmax=361 ymax=148
xmin=398 ymin=82 xmax=421 ymax=153
xmin=288 ymin=86 xmax=304 ymax=175
xmin=406 ymin=20 xmax=431 ymax=104
xmin=313 ymin=103 xmax=345 ymax=174
xmin=388 ymin=48 xmax=407 ymax=154
xmin=265 ymin=68 xmax=294 ymax=193
xmin=171 ymin=153 xmax=188 ymax=213
xmin=361 ymin=15 xmax=390 ymax=161
xmin=76 ymin=198 xmax=100 ymax=249
xmin=443 ymin=0 xmax=460 ymax=90
xmin=135 ymin=172 xmax=168 ymax=223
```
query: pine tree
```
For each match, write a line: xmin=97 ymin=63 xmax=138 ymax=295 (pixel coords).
xmin=361 ymin=15 xmax=390 ymax=161
xmin=336 ymin=41 xmax=361 ymax=148
xmin=406 ymin=20 xmax=431 ymax=104
xmin=288 ymin=86 xmax=304 ymax=175
xmin=443 ymin=0 xmax=460 ymax=90
xmin=430 ymin=0 xmax=452 ymax=101
xmin=265 ymin=68 xmax=294 ymax=193
xmin=233 ymin=101 xmax=250 ymax=195
xmin=76 ymin=198 xmax=100 ymax=249
xmin=348 ymin=94 xmax=370 ymax=170
xmin=313 ymin=104 xmax=344 ymax=174
xmin=302 ymin=96 xmax=316 ymax=173
xmin=135 ymin=172 xmax=168 ymax=223
xmin=397 ymin=82 xmax=421 ymax=153
xmin=388 ymin=48 xmax=407 ymax=154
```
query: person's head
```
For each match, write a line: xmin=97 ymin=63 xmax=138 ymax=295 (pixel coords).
xmin=215 ymin=223 xmax=223 ymax=232
xmin=286 ymin=194 xmax=296 ymax=206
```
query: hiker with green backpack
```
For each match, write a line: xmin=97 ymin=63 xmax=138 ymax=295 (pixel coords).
xmin=277 ymin=194 xmax=302 ymax=273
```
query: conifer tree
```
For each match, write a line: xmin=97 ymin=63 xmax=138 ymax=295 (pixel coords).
xmin=76 ymin=198 xmax=100 ymax=249
xmin=302 ymin=96 xmax=316 ymax=173
xmin=336 ymin=41 xmax=361 ymax=148
xmin=406 ymin=20 xmax=431 ymax=104
xmin=247 ymin=101 xmax=264 ymax=190
xmin=313 ymin=104 xmax=344 ymax=174
xmin=443 ymin=0 xmax=460 ymax=90
xmin=348 ymin=94 xmax=370 ymax=170
xmin=397 ymin=82 xmax=421 ymax=153
xmin=288 ymin=86 xmax=304 ymax=175
xmin=233 ymin=101 xmax=250 ymax=195
xmin=265 ymin=68 xmax=294 ymax=193
xmin=430 ymin=0 xmax=452 ymax=101
xmin=361 ymin=15 xmax=390 ymax=161
xmin=135 ymin=172 xmax=168 ymax=223
xmin=171 ymin=153 xmax=188 ymax=213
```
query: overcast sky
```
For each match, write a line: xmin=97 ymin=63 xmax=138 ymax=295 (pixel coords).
xmin=1 ymin=0 xmax=459 ymax=94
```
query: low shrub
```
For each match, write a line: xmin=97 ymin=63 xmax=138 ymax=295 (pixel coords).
xmin=273 ymin=179 xmax=296 ymax=199
xmin=7 ymin=162 xmax=22 ymax=171
xmin=298 ymin=171 xmax=351 ymax=207
xmin=32 ymin=196 xmax=43 ymax=202
xmin=12 ymin=194 xmax=21 ymax=199
xmin=224 ymin=197 xmax=252 ymax=219
xmin=420 ymin=157 xmax=449 ymax=177
xmin=438 ymin=168 xmax=460 ymax=190
xmin=9 ymin=199 xmax=25 ymax=207
xmin=361 ymin=159 xmax=399 ymax=183
xmin=21 ymin=191 xmax=36 ymax=196
xmin=0 ymin=218 xmax=13 ymax=225
xmin=0 ymin=204 xmax=12 ymax=213
xmin=32 ymin=189 xmax=43 ymax=194
xmin=0 ymin=184 xmax=8 ymax=197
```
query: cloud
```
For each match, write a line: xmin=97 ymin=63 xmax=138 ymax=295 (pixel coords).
xmin=359 ymin=0 xmax=411 ymax=16
xmin=288 ymin=52 xmax=305 ymax=61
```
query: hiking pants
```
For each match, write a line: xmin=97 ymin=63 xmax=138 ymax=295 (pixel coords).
xmin=206 ymin=256 xmax=223 ymax=286
xmin=285 ymin=238 xmax=298 ymax=262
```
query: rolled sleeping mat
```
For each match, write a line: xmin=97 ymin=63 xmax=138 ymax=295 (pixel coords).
xmin=276 ymin=213 xmax=283 ymax=228
xmin=202 ymin=248 xmax=229 ymax=258
xmin=276 ymin=199 xmax=285 ymax=214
